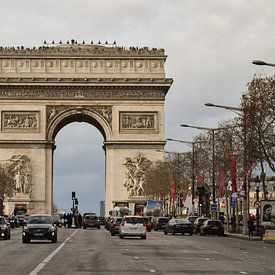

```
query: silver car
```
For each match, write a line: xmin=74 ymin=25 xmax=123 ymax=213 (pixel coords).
xmin=119 ymin=216 xmax=147 ymax=239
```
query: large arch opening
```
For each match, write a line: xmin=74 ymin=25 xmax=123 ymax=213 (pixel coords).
xmin=53 ymin=121 xmax=105 ymax=215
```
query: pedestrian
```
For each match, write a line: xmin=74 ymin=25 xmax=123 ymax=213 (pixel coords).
xmin=247 ymin=216 xmax=255 ymax=237
xmin=219 ymin=214 xmax=225 ymax=224
xmin=78 ymin=213 xmax=82 ymax=228
xmin=63 ymin=213 xmax=67 ymax=228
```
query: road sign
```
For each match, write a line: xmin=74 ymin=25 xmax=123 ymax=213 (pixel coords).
xmin=230 ymin=195 xmax=236 ymax=208
xmin=210 ymin=203 xmax=217 ymax=212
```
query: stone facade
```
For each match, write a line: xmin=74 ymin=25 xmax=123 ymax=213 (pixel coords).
xmin=0 ymin=43 xmax=172 ymax=216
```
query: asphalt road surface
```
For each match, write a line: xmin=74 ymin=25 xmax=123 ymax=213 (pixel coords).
xmin=1 ymin=226 xmax=275 ymax=275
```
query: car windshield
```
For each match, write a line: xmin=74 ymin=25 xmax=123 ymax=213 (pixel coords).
xmin=158 ymin=218 xmax=169 ymax=223
xmin=28 ymin=216 xmax=53 ymax=224
xmin=175 ymin=219 xmax=190 ymax=224
xmin=208 ymin=221 xmax=221 ymax=226
xmin=124 ymin=217 xmax=144 ymax=224
xmin=85 ymin=215 xmax=98 ymax=220
xmin=0 ymin=218 xmax=5 ymax=225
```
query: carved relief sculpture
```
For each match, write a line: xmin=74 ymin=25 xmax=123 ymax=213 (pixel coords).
xmin=0 ymin=154 xmax=33 ymax=197
xmin=123 ymin=153 xmax=152 ymax=197
xmin=120 ymin=112 xmax=157 ymax=132
xmin=2 ymin=111 xmax=39 ymax=131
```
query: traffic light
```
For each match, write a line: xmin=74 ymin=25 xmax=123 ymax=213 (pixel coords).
xmin=72 ymin=191 xmax=76 ymax=200
xmin=75 ymin=198 xmax=78 ymax=206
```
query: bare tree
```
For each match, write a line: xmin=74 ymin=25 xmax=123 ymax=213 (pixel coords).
xmin=242 ymin=75 xmax=275 ymax=199
xmin=0 ymin=167 xmax=15 ymax=215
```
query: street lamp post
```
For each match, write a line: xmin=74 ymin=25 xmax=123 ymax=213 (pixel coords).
xmin=255 ymin=175 xmax=261 ymax=236
xmin=167 ymin=138 xmax=204 ymax=215
xmin=180 ymin=124 xmax=218 ymax=207
xmin=205 ymin=102 xmax=249 ymax=235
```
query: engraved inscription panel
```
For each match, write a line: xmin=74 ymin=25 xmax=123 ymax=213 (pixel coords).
xmin=120 ymin=112 xmax=158 ymax=133
xmin=1 ymin=111 xmax=39 ymax=132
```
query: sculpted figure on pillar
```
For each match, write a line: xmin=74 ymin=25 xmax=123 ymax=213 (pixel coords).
xmin=123 ymin=153 xmax=152 ymax=197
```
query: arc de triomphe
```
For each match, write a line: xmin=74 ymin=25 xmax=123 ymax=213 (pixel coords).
xmin=0 ymin=43 xmax=172 ymax=216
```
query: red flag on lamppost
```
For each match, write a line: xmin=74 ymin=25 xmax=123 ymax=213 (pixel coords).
xmin=229 ymin=155 xmax=238 ymax=193
xmin=217 ymin=169 xmax=226 ymax=198
xmin=169 ymin=180 xmax=176 ymax=202
xmin=182 ymin=181 xmax=190 ymax=202
xmin=159 ymin=190 xmax=164 ymax=201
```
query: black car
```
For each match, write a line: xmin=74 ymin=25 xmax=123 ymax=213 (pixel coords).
xmin=17 ymin=215 xmax=29 ymax=226
xmin=52 ymin=214 xmax=63 ymax=227
xmin=200 ymin=219 xmax=224 ymax=236
xmin=7 ymin=216 xmax=19 ymax=228
xmin=0 ymin=216 xmax=11 ymax=240
xmin=82 ymin=215 xmax=100 ymax=229
xmin=164 ymin=218 xmax=194 ymax=236
xmin=193 ymin=217 xmax=208 ymax=234
xmin=22 ymin=214 xmax=57 ymax=243
xmin=152 ymin=217 xmax=169 ymax=231
xmin=109 ymin=217 xmax=122 ymax=236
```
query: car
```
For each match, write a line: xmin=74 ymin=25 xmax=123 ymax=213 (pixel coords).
xmin=119 ymin=216 xmax=147 ymax=239
xmin=22 ymin=214 xmax=57 ymax=243
xmin=99 ymin=216 xmax=106 ymax=225
xmin=7 ymin=215 xmax=19 ymax=228
xmin=187 ymin=215 xmax=199 ymax=225
xmin=164 ymin=218 xmax=194 ymax=236
xmin=82 ymin=214 xmax=100 ymax=229
xmin=193 ymin=217 xmax=208 ymax=234
xmin=17 ymin=215 xmax=29 ymax=226
xmin=200 ymin=219 xmax=224 ymax=236
xmin=0 ymin=216 xmax=11 ymax=240
xmin=143 ymin=217 xmax=152 ymax=232
xmin=52 ymin=214 xmax=63 ymax=227
xmin=109 ymin=217 xmax=123 ymax=236
xmin=105 ymin=217 xmax=115 ymax=231
xmin=152 ymin=217 xmax=169 ymax=231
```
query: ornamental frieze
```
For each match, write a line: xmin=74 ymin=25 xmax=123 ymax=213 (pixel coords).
xmin=120 ymin=112 xmax=158 ymax=132
xmin=1 ymin=111 xmax=39 ymax=131
xmin=0 ymin=87 xmax=166 ymax=100
xmin=46 ymin=105 xmax=112 ymax=128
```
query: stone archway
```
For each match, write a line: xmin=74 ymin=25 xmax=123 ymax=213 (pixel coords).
xmin=0 ymin=43 xmax=172 ymax=216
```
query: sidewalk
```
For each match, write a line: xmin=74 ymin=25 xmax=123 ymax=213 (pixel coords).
xmin=225 ymin=231 xmax=262 ymax=241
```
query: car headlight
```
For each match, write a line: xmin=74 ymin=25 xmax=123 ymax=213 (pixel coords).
xmin=48 ymin=226 xmax=55 ymax=232
xmin=23 ymin=226 xmax=30 ymax=232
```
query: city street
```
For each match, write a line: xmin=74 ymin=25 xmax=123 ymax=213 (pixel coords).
xmin=1 ymin=227 xmax=274 ymax=275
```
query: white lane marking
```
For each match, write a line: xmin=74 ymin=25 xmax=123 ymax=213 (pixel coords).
xmin=28 ymin=229 xmax=79 ymax=275
xmin=150 ymin=270 xmax=156 ymax=273
xmin=240 ymin=272 xmax=248 ymax=274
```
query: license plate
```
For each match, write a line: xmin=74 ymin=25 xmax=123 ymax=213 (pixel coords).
xmin=212 ymin=227 xmax=218 ymax=229
xmin=34 ymin=233 xmax=43 ymax=236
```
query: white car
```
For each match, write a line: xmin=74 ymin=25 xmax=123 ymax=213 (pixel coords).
xmin=119 ymin=216 xmax=147 ymax=239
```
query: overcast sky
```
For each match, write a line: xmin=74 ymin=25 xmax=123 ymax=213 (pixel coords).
xmin=1 ymin=0 xmax=274 ymax=215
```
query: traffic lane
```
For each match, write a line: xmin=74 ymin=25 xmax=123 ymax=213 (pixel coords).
xmin=36 ymin=228 xmax=275 ymax=275
xmin=0 ymin=227 xmax=77 ymax=275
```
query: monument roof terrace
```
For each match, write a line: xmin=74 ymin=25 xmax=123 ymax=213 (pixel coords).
xmin=0 ymin=42 xmax=166 ymax=58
